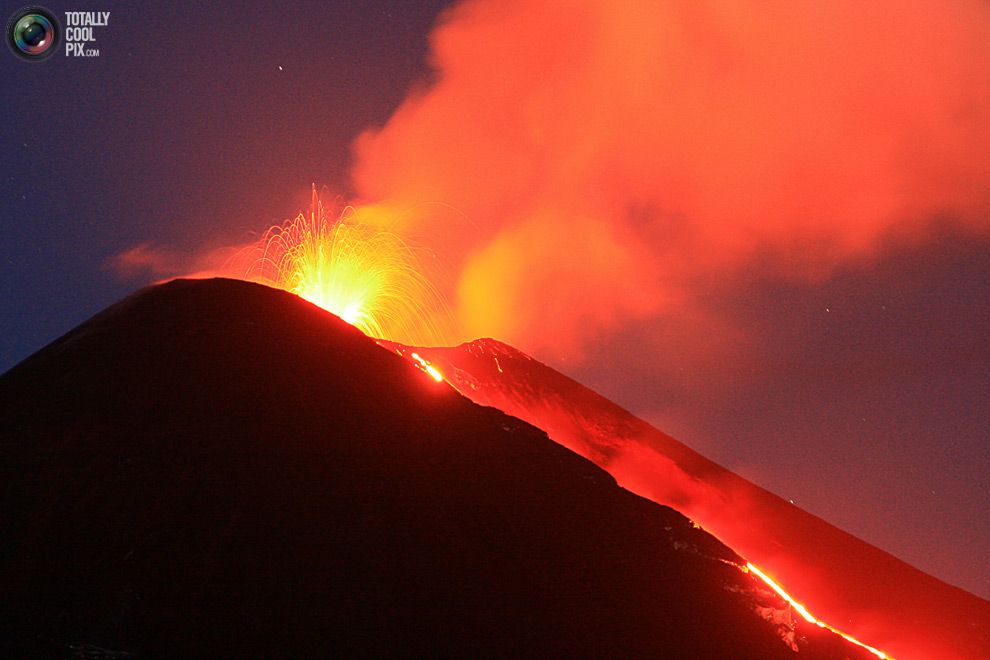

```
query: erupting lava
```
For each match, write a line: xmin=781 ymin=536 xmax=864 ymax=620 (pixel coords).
xmin=245 ymin=186 xmax=453 ymax=346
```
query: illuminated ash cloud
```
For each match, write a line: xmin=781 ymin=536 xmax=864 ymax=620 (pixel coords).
xmin=351 ymin=0 xmax=990 ymax=356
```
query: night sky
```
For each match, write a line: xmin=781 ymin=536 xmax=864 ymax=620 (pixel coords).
xmin=1 ymin=0 xmax=450 ymax=365
xmin=2 ymin=0 xmax=988 ymax=601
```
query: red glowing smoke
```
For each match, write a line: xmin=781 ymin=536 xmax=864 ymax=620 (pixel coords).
xmin=351 ymin=0 xmax=990 ymax=357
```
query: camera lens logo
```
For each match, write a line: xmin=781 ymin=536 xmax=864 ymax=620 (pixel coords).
xmin=7 ymin=7 xmax=60 ymax=61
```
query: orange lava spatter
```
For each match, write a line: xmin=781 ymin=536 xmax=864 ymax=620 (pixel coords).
xmin=244 ymin=186 xmax=453 ymax=346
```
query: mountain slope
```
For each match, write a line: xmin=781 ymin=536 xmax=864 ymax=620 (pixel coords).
xmin=402 ymin=338 xmax=990 ymax=660
xmin=1 ymin=278 xmax=868 ymax=658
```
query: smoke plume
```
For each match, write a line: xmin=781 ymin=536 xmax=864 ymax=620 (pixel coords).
xmin=351 ymin=0 xmax=990 ymax=357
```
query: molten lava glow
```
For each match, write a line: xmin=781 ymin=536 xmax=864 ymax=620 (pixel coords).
xmin=745 ymin=563 xmax=890 ymax=659
xmin=246 ymin=186 xmax=452 ymax=346
xmin=410 ymin=352 xmax=444 ymax=382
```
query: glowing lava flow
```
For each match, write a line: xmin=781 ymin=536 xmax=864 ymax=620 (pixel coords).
xmin=245 ymin=186 xmax=453 ymax=346
xmin=745 ymin=563 xmax=890 ymax=659
xmin=410 ymin=352 xmax=444 ymax=382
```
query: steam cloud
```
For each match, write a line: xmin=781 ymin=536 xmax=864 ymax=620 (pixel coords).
xmin=351 ymin=0 xmax=990 ymax=357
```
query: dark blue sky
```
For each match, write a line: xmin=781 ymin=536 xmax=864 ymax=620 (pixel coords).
xmin=2 ymin=1 xmax=988 ymax=601
xmin=1 ymin=0 xmax=451 ymax=369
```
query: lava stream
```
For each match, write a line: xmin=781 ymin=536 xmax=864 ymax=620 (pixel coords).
xmin=410 ymin=352 xmax=444 ymax=382
xmin=745 ymin=562 xmax=890 ymax=659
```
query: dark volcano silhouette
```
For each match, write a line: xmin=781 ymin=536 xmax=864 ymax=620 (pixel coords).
xmin=399 ymin=340 xmax=990 ymax=660
xmin=0 ymin=278 xmax=876 ymax=658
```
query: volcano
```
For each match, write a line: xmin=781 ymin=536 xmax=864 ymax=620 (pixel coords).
xmin=0 ymin=279 xmax=981 ymax=658
xmin=392 ymin=343 xmax=990 ymax=660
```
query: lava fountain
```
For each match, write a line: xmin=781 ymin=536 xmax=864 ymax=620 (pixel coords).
xmin=244 ymin=186 xmax=454 ymax=346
